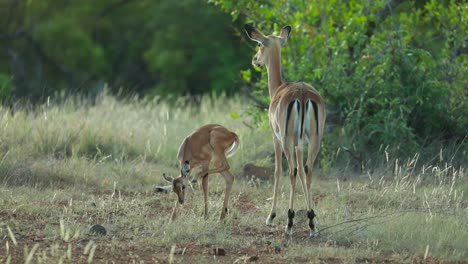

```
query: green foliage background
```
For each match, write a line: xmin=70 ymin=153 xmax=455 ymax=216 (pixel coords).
xmin=212 ymin=0 xmax=467 ymax=164
xmin=0 ymin=0 xmax=467 ymax=165
xmin=0 ymin=0 xmax=249 ymax=99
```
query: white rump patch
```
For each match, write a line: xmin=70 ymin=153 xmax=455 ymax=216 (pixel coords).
xmin=293 ymin=100 xmax=301 ymax=136
xmin=302 ymin=100 xmax=313 ymax=143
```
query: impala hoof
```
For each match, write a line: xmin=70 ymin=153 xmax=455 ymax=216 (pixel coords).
xmin=265 ymin=217 xmax=274 ymax=226
xmin=309 ymin=230 xmax=319 ymax=238
xmin=309 ymin=218 xmax=319 ymax=238
xmin=265 ymin=212 xmax=276 ymax=226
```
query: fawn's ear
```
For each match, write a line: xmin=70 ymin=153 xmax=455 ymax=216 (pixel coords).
xmin=163 ymin=173 xmax=174 ymax=183
xmin=244 ymin=24 xmax=269 ymax=45
xmin=279 ymin=25 xmax=291 ymax=45
xmin=155 ymin=185 xmax=172 ymax=193
xmin=181 ymin=161 xmax=190 ymax=178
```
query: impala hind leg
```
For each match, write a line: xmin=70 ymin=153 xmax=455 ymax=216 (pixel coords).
xmin=305 ymin=137 xmax=320 ymax=237
xmin=201 ymin=173 xmax=209 ymax=219
xmin=206 ymin=129 xmax=234 ymax=175
xmin=220 ymin=170 xmax=234 ymax=221
xmin=205 ymin=149 xmax=231 ymax=175
xmin=266 ymin=137 xmax=282 ymax=226
xmin=284 ymin=143 xmax=297 ymax=235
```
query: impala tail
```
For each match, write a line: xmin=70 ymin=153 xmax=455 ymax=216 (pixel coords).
xmin=301 ymin=99 xmax=320 ymax=142
xmin=226 ymin=134 xmax=240 ymax=158
xmin=285 ymin=99 xmax=301 ymax=141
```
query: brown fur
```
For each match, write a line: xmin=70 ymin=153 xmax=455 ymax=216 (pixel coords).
xmin=245 ymin=24 xmax=326 ymax=236
xmin=164 ymin=124 xmax=240 ymax=221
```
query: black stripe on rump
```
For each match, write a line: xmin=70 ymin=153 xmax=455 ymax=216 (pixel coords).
xmin=301 ymin=99 xmax=308 ymax=139
xmin=311 ymin=101 xmax=319 ymax=134
xmin=285 ymin=100 xmax=298 ymax=136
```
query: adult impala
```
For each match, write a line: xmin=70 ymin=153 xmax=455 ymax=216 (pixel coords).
xmin=162 ymin=124 xmax=240 ymax=221
xmin=244 ymin=24 xmax=326 ymax=237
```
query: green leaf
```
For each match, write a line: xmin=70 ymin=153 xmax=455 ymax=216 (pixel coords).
xmin=230 ymin=112 xmax=239 ymax=119
xmin=240 ymin=69 xmax=251 ymax=82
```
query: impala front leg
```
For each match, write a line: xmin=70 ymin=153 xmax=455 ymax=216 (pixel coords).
xmin=170 ymin=200 xmax=179 ymax=222
xmin=192 ymin=162 xmax=210 ymax=190
xmin=266 ymin=136 xmax=283 ymax=226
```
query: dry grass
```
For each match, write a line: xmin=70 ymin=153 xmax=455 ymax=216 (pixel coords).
xmin=0 ymin=95 xmax=466 ymax=263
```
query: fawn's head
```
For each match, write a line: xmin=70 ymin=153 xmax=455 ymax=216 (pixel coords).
xmin=163 ymin=161 xmax=190 ymax=204
xmin=244 ymin=24 xmax=291 ymax=67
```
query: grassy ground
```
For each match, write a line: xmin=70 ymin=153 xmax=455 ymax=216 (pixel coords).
xmin=0 ymin=95 xmax=466 ymax=263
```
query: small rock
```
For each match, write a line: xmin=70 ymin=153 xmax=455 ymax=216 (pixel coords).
xmin=211 ymin=246 xmax=226 ymax=256
xmin=248 ymin=255 xmax=259 ymax=262
xmin=89 ymin=224 xmax=107 ymax=236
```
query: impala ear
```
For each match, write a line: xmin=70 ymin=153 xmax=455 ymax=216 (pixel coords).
xmin=155 ymin=185 xmax=172 ymax=193
xmin=181 ymin=161 xmax=190 ymax=178
xmin=163 ymin=173 xmax=174 ymax=183
xmin=280 ymin=25 xmax=291 ymax=45
xmin=244 ymin=24 xmax=269 ymax=45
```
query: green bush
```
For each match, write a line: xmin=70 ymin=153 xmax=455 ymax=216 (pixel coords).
xmin=211 ymin=0 xmax=468 ymax=166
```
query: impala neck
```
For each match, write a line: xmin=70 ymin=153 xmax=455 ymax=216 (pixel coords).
xmin=266 ymin=46 xmax=284 ymax=97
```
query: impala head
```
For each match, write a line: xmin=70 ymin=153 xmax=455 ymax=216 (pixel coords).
xmin=163 ymin=161 xmax=190 ymax=204
xmin=244 ymin=24 xmax=291 ymax=67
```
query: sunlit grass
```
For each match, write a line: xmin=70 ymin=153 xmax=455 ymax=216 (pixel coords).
xmin=0 ymin=94 xmax=271 ymax=189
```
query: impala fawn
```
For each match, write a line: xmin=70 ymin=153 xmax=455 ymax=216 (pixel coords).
xmin=161 ymin=124 xmax=240 ymax=221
